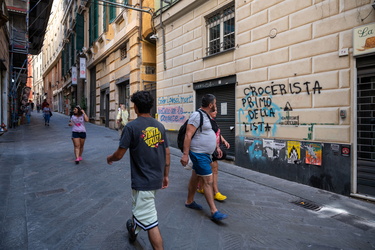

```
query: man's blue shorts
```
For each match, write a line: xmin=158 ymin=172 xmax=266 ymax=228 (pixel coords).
xmin=189 ymin=151 xmax=212 ymax=176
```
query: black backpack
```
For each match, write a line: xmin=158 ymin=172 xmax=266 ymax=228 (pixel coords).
xmin=177 ymin=110 xmax=204 ymax=152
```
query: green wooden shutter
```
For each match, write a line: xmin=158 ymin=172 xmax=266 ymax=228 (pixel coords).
xmin=62 ymin=44 xmax=66 ymax=76
xmin=109 ymin=0 xmax=116 ymax=22
xmin=76 ymin=13 xmax=84 ymax=50
xmin=103 ymin=1 xmax=107 ymax=32
xmin=89 ymin=0 xmax=98 ymax=45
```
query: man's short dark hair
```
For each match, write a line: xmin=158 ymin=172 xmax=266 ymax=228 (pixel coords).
xmin=201 ymin=94 xmax=216 ymax=107
xmin=131 ymin=91 xmax=154 ymax=113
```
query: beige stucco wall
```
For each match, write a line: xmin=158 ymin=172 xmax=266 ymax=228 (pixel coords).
xmin=154 ymin=0 xmax=375 ymax=144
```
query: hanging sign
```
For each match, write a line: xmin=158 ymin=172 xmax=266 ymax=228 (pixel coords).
xmin=79 ymin=57 xmax=86 ymax=79
xmin=353 ymin=22 xmax=375 ymax=57
xmin=72 ymin=66 xmax=77 ymax=85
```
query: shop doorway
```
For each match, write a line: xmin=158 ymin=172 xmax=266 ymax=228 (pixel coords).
xmin=195 ymin=76 xmax=236 ymax=158
xmin=100 ymin=87 xmax=110 ymax=127
xmin=356 ymin=57 xmax=375 ymax=197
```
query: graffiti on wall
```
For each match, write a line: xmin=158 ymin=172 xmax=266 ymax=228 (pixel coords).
xmin=157 ymin=94 xmax=194 ymax=124
xmin=239 ymin=81 xmax=323 ymax=137
xmin=157 ymin=94 xmax=193 ymax=105
xmin=158 ymin=106 xmax=187 ymax=123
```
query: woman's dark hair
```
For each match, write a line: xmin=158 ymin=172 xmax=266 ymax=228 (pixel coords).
xmin=201 ymin=94 xmax=216 ymax=107
xmin=75 ymin=106 xmax=83 ymax=116
xmin=131 ymin=91 xmax=154 ymax=114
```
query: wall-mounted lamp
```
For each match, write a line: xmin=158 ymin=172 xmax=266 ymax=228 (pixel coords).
xmin=150 ymin=34 xmax=158 ymax=40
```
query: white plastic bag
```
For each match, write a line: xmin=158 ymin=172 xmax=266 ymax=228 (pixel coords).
xmin=184 ymin=156 xmax=193 ymax=170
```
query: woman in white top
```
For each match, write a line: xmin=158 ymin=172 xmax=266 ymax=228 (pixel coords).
xmin=116 ymin=104 xmax=129 ymax=136
xmin=69 ymin=105 xmax=89 ymax=164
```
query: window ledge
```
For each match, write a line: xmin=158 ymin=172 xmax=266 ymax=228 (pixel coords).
xmin=203 ymin=47 xmax=235 ymax=60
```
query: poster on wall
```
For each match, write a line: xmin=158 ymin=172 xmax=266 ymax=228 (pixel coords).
xmin=353 ymin=22 xmax=375 ymax=57
xmin=79 ymin=57 xmax=86 ymax=79
xmin=263 ymin=139 xmax=286 ymax=160
xmin=287 ymin=141 xmax=301 ymax=164
xmin=72 ymin=66 xmax=77 ymax=85
xmin=304 ymin=143 xmax=322 ymax=166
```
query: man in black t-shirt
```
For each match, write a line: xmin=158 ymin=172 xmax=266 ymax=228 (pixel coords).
xmin=107 ymin=91 xmax=170 ymax=249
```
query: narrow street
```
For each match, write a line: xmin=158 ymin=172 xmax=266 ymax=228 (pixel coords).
xmin=1 ymin=111 xmax=375 ymax=249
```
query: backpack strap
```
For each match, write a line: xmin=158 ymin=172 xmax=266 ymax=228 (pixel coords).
xmin=196 ymin=109 xmax=204 ymax=132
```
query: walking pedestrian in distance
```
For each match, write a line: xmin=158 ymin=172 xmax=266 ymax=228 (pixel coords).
xmin=180 ymin=94 xmax=228 ymax=221
xmin=42 ymin=103 xmax=51 ymax=126
xmin=107 ymin=91 xmax=170 ymax=249
xmin=116 ymin=103 xmax=129 ymax=136
xmin=25 ymin=103 xmax=32 ymax=124
xmin=197 ymin=108 xmax=230 ymax=201
xmin=41 ymin=99 xmax=49 ymax=109
xmin=69 ymin=105 xmax=89 ymax=164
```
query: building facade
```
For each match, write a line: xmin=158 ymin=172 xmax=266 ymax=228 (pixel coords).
xmin=32 ymin=53 xmax=43 ymax=108
xmin=41 ymin=0 xmax=64 ymax=113
xmin=41 ymin=0 xmax=156 ymax=127
xmin=84 ymin=0 xmax=156 ymax=127
xmin=154 ymin=0 xmax=375 ymax=199
xmin=0 ymin=0 xmax=9 ymax=130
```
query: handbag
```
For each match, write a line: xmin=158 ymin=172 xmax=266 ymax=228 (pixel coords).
xmin=49 ymin=111 xmax=53 ymax=116
xmin=213 ymin=142 xmax=227 ymax=160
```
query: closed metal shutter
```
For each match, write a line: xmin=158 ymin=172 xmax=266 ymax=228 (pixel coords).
xmin=357 ymin=56 xmax=375 ymax=197
xmin=195 ymin=80 xmax=236 ymax=157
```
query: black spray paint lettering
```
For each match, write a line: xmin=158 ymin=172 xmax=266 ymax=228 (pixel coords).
xmin=242 ymin=81 xmax=323 ymax=100
xmin=247 ymin=108 xmax=276 ymax=120
xmin=243 ymin=122 xmax=272 ymax=132
xmin=242 ymin=96 xmax=272 ymax=109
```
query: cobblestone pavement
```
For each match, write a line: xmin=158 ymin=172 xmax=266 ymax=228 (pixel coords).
xmin=1 ymin=111 xmax=375 ymax=250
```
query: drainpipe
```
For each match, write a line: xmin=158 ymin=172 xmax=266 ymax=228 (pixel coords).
xmin=138 ymin=0 xmax=143 ymax=90
xmin=160 ymin=5 xmax=166 ymax=70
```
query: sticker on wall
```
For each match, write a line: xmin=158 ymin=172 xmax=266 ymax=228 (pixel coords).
xmin=331 ymin=144 xmax=340 ymax=156
xmin=305 ymin=143 xmax=322 ymax=166
xmin=287 ymin=141 xmax=301 ymax=164
xmin=248 ymin=139 xmax=264 ymax=160
xmin=341 ymin=146 xmax=350 ymax=157
xmin=263 ymin=139 xmax=286 ymax=160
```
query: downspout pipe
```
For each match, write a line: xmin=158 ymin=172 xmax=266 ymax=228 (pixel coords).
xmin=160 ymin=4 xmax=166 ymax=70
xmin=139 ymin=0 xmax=143 ymax=90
